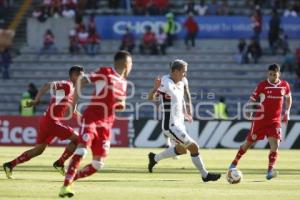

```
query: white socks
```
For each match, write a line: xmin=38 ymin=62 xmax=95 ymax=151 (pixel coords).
xmin=154 ymin=147 xmax=177 ymax=162
xmin=191 ymin=154 xmax=208 ymax=178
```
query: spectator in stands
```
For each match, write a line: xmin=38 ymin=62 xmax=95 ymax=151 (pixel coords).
xmin=246 ymin=38 xmax=262 ymax=64
xmin=268 ymin=9 xmax=281 ymax=55
xmin=19 ymin=92 xmax=34 ymax=116
xmin=283 ymin=5 xmax=298 ymax=17
xmin=132 ymin=0 xmax=150 ymax=15
xmin=251 ymin=7 xmax=262 ymax=41
xmin=62 ymin=5 xmax=76 ymax=18
xmin=214 ymin=96 xmax=228 ymax=120
xmin=157 ymin=26 xmax=167 ymax=55
xmin=85 ymin=0 xmax=99 ymax=9
xmin=276 ymin=28 xmax=289 ymax=55
xmin=184 ymin=0 xmax=200 ymax=15
xmin=87 ymin=14 xmax=96 ymax=33
xmin=281 ymin=49 xmax=296 ymax=74
xmin=62 ymin=0 xmax=77 ymax=10
xmin=153 ymin=0 xmax=169 ymax=15
xmin=1 ymin=47 xmax=12 ymax=79
xmin=296 ymin=46 xmax=300 ymax=64
xmin=119 ymin=26 xmax=135 ymax=53
xmin=69 ymin=28 xmax=80 ymax=54
xmin=183 ymin=13 xmax=199 ymax=49
xmin=164 ymin=12 xmax=176 ymax=47
xmin=295 ymin=62 xmax=300 ymax=90
xmin=234 ymin=38 xmax=247 ymax=64
xmin=139 ymin=25 xmax=158 ymax=55
xmin=32 ymin=6 xmax=48 ymax=23
xmin=207 ymin=0 xmax=220 ymax=15
xmin=39 ymin=29 xmax=56 ymax=55
xmin=51 ymin=0 xmax=62 ymax=17
xmin=198 ymin=0 xmax=208 ymax=15
xmin=42 ymin=0 xmax=52 ymax=15
xmin=292 ymin=1 xmax=300 ymax=14
xmin=87 ymin=29 xmax=100 ymax=56
xmin=219 ymin=0 xmax=229 ymax=15
xmin=77 ymin=26 xmax=89 ymax=53
xmin=109 ymin=0 xmax=120 ymax=9
xmin=28 ymin=83 xmax=38 ymax=100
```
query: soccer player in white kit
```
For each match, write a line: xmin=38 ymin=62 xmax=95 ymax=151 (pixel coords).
xmin=147 ymin=59 xmax=221 ymax=182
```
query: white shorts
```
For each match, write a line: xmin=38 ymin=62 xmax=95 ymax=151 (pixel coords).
xmin=164 ymin=124 xmax=195 ymax=148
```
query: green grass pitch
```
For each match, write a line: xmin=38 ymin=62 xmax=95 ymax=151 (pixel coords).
xmin=0 ymin=147 xmax=299 ymax=200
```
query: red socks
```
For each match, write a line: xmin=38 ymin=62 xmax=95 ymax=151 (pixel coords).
xmin=64 ymin=154 xmax=83 ymax=186
xmin=56 ymin=149 xmax=74 ymax=166
xmin=74 ymin=164 xmax=97 ymax=181
xmin=231 ymin=147 xmax=246 ymax=166
xmin=10 ymin=152 xmax=31 ymax=168
xmin=268 ymin=151 xmax=278 ymax=172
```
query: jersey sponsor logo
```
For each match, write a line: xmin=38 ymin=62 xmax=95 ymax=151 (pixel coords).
xmin=82 ymin=133 xmax=90 ymax=142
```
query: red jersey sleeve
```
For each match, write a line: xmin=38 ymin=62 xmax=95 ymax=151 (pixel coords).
xmin=84 ymin=67 xmax=108 ymax=83
xmin=51 ymin=80 xmax=71 ymax=93
xmin=250 ymin=82 xmax=264 ymax=101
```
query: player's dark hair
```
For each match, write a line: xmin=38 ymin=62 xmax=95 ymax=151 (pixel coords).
xmin=69 ymin=65 xmax=84 ymax=77
xmin=114 ymin=50 xmax=131 ymax=62
xmin=170 ymin=59 xmax=188 ymax=72
xmin=268 ymin=63 xmax=280 ymax=72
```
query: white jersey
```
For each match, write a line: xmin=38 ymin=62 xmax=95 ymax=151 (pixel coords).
xmin=158 ymin=75 xmax=188 ymax=131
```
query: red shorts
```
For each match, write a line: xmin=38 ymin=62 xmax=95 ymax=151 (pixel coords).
xmin=37 ymin=117 xmax=74 ymax=144
xmin=246 ymin=121 xmax=281 ymax=143
xmin=79 ymin=119 xmax=112 ymax=157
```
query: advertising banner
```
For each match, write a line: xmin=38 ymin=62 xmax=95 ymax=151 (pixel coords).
xmin=0 ymin=116 xmax=128 ymax=147
xmin=95 ymin=16 xmax=300 ymax=39
xmin=133 ymin=119 xmax=300 ymax=149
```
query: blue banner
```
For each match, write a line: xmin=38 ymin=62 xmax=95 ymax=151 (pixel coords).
xmin=95 ymin=16 xmax=300 ymax=39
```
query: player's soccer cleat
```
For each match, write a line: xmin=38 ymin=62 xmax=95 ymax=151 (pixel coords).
xmin=148 ymin=152 xmax=157 ymax=173
xmin=59 ymin=186 xmax=75 ymax=198
xmin=53 ymin=161 xmax=66 ymax=176
xmin=3 ymin=162 xmax=14 ymax=179
xmin=266 ymin=170 xmax=278 ymax=180
xmin=229 ymin=163 xmax=236 ymax=169
xmin=202 ymin=172 xmax=221 ymax=182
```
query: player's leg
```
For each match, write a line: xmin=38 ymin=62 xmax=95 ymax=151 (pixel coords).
xmin=229 ymin=140 xmax=253 ymax=169
xmin=3 ymin=143 xmax=47 ymax=179
xmin=53 ymin=131 xmax=79 ymax=176
xmin=186 ymin=142 xmax=221 ymax=182
xmin=148 ymin=130 xmax=187 ymax=173
xmin=59 ymin=143 xmax=87 ymax=198
xmin=74 ymin=125 xmax=110 ymax=180
xmin=266 ymin=136 xmax=279 ymax=180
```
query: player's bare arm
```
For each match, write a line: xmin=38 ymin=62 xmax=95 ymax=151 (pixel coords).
xmin=283 ymin=93 xmax=292 ymax=123
xmin=244 ymin=98 xmax=256 ymax=119
xmin=71 ymin=75 xmax=89 ymax=113
xmin=184 ymin=84 xmax=193 ymax=119
xmin=26 ymin=82 xmax=52 ymax=107
xmin=148 ymin=76 xmax=161 ymax=101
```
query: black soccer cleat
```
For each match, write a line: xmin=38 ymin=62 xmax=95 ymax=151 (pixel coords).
xmin=53 ymin=161 xmax=66 ymax=176
xmin=202 ymin=172 xmax=221 ymax=182
xmin=3 ymin=162 xmax=14 ymax=179
xmin=148 ymin=152 xmax=157 ymax=173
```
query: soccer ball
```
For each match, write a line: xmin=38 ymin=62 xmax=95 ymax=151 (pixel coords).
xmin=227 ymin=168 xmax=242 ymax=184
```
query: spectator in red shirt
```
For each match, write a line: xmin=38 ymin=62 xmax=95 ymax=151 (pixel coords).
xmin=132 ymin=0 xmax=151 ymax=15
xmin=153 ymin=0 xmax=169 ymax=15
xmin=77 ymin=26 xmax=89 ymax=53
xmin=119 ymin=26 xmax=135 ymax=53
xmin=87 ymin=29 xmax=100 ymax=56
xmin=183 ymin=13 xmax=199 ymax=49
xmin=139 ymin=25 xmax=158 ymax=55
xmin=69 ymin=28 xmax=80 ymax=54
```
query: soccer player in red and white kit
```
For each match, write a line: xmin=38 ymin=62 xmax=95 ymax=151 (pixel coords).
xmin=3 ymin=66 xmax=84 ymax=179
xmin=59 ymin=51 xmax=132 ymax=198
xmin=229 ymin=63 xmax=292 ymax=180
